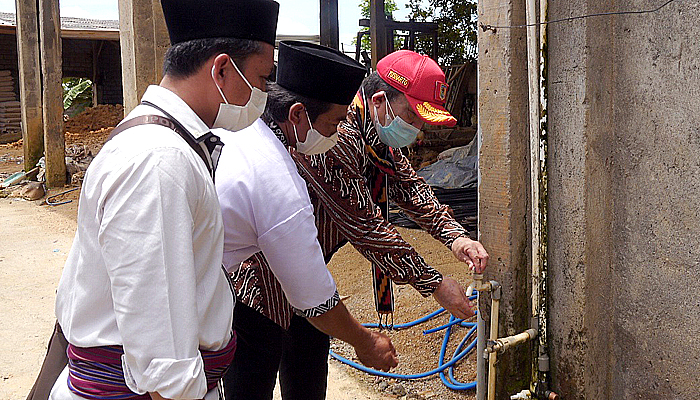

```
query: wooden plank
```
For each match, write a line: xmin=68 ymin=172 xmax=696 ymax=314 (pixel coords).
xmin=39 ymin=0 xmax=66 ymax=187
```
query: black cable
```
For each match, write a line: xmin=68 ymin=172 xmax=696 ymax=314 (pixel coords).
xmin=480 ymin=0 xmax=680 ymax=32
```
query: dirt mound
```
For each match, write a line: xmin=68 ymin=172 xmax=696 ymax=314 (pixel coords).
xmin=64 ymin=104 xmax=124 ymax=134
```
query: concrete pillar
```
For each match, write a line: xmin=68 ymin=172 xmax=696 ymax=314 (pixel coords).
xmin=38 ymin=0 xmax=66 ymax=187
xmin=547 ymin=0 xmax=700 ymax=398
xmin=15 ymin=0 xmax=44 ymax=172
xmin=477 ymin=0 xmax=531 ymax=398
xmin=118 ymin=0 xmax=169 ymax=114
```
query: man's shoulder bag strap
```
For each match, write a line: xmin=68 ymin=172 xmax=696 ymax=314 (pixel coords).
xmin=108 ymin=101 xmax=213 ymax=178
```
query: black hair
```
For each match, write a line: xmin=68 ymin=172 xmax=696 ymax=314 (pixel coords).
xmin=360 ymin=72 xmax=403 ymax=101
xmin=263 ymin=82 xmax=333 ymax=124
xmin=163 ymin=37 xmax=262 ymax=78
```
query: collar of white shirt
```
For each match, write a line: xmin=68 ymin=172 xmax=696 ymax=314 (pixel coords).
xmin=140 ymin=85 xmax=224 ymax=175
xmin=141 ymin=85 xmax=213 ymax=141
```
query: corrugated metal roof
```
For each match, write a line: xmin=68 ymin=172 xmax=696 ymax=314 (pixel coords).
xmin=0 ymin=12 xmax=118 ymax=31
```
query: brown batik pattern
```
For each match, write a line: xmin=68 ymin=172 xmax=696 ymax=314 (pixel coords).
xmin=232 ymin=102 xmax=469 ymax=329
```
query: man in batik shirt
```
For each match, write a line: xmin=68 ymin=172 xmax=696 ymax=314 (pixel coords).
xmin=231 ymin=50 xmax=489 ymax=400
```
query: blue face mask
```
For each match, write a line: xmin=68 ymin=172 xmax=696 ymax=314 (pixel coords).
xmin=373 ymin=92 xmax=421 ymax=148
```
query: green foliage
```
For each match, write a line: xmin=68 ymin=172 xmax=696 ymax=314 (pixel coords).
xmin=352 ymin=0 xmax=400 ymax=54
xmin=352 ymin=0 xmax=478 ymax=66
xmin=62 ymin=77 xmax=93 ymax=117
xmin=407 ymin=0 xmax=478 ymax=66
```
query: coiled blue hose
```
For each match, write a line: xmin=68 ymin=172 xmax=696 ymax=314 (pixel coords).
xmin=328 ymin=295 xmax=479 ymax=390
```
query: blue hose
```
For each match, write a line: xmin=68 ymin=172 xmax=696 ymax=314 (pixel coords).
xmin=329 ymin=300 xmax=479 ymax=390
xmin=360 ymin=308 xmax=446 ymax=330
xmin=441 ymin=321 xmax=478 ymax=389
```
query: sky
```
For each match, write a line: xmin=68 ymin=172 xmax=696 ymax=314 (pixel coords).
xmin=0 ymin=0 xmax=423 ymax=53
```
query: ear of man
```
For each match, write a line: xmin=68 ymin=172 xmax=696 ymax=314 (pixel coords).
xmin=370 ymin=91 xmax=386 ymax=108
xmin=287 ymin=102 xmax=305 ymax=125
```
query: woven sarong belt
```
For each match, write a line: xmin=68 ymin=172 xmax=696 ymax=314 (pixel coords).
xmin=66 ymin=333 xmax=236 ymax=399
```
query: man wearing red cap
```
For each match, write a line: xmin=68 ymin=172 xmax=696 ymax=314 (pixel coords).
xmin=232 ymin=50 xmax=489 ymax=399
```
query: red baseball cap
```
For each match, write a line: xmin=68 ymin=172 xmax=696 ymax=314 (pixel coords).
xmin=377 ymin=50 xmax=457 ymax=127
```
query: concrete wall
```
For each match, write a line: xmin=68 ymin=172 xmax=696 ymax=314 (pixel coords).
xmin=477 ymin=0 xmax=532 ymax=397
xmin=547 ymin=0 xmax=700 ymax=398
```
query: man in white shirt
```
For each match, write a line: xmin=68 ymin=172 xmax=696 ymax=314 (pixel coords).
xmin=37 ymin=1 xmax=281 ymax=399
xmin=216 ymin=41 xmax=397 ymax=400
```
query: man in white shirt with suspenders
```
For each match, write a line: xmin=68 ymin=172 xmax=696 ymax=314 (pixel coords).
xmin=28 ymin=2 xmax=397 ymax=399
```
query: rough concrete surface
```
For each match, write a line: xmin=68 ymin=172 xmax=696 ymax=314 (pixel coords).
xmin=547 ymin=0 xmax=700 ymax=398
xmin=477 ymin=0 xmax=533 ymax=397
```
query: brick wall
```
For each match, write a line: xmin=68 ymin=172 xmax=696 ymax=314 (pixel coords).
xmin=95 ymin=41 xmax=122 ymax=104
xmin=62 ymin=38 xmax=123 ymax=105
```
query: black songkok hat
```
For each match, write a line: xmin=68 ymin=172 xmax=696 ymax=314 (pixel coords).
xmin=276 ymin=41 xmax=367 ymax=105
xmin=160 ymin=0 xmax=280 ymax=46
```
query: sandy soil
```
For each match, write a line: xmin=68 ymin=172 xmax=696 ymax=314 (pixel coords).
xmin=0 ymin=104 xmax=478 ymax=399
xmin=0 ymin=195 xmax=477 ymax=400
xmin=0 ymin=198 xmax=392 ymax=400
xmin=0 ymin=199 xmax=78 ymax=400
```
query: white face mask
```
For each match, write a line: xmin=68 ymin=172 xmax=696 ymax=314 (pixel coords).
xmin=211 ymin=58 xmax=267 ymax=132
xmin=293 ymin=110 xmax=338 ymax=155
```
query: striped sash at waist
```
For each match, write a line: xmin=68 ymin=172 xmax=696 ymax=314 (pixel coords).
xmin=66 ymin=333 xmax=236 ymax=400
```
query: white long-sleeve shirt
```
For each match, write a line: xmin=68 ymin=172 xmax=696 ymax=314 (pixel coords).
xmin=215 ymin=119 xmax=338 ymax=317
xmin=52 ymin=85 xmax=233 ymax=400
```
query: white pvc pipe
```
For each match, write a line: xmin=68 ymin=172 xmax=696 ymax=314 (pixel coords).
xmin=487 ymin=295 xmax=500 ymax=400
xmin=476 ymin=292 xmax=487 ymax=400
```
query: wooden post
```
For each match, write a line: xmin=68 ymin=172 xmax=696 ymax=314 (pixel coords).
xmin=119 ymin=0 xmax=169 ymax=115
xmin=370 ymin=0 xmax=388 ymax=69
xmin=15 ymin=0 xmax=44 ymax=172
xmin=320 ymin=0 xmax=339 ymax=50
xmin=38 ymin=0 xmax=66 ymax=187
xmin=92 ymin=41 xmax=100 ymax=106
xmin=431 ymin=30 xmax=438 ymax=62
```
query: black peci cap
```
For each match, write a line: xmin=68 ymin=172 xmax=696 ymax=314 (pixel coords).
xmin=160 ymin=0 xmax=280 ymax=46
xmin=276 ymin=41 xmax=367 ymax=105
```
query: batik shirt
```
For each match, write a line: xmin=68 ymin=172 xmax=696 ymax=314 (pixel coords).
xmin=216 ymin=119 xmax=339 ymax=321
xmin=232 ymin=93 xmax=470 ymax=329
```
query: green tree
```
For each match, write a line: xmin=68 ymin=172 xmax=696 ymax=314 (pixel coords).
xmin=407 ymin=0 xmax=478 ymax=66
xmin=352 ymin=0 xmax=400 ymax=53
xmin=62 ymin=77 xmax=93 ymax=117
